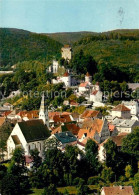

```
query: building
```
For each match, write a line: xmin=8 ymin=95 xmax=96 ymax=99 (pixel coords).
xmin=122 ymin=100 xmax=139 ymax=115
xmin=48 ymin=60 xmax=59 ymax=73
xmin=79 ymin=82 xmax=90 ymax=94
xmin=90 ymin=90 xmax=103 ymax=103
xmin=112 ymin=118 xmax=139 ymax=134
xmin=61 ymin=45 xmax=72 ymax=60
xmin=101 ymin=186 xmax=134 ymax=195
xmin=112 ymin=104 xmax=131 ymax=119
xmin=80 ymin=110 xmax=102 ymax=122
xmin=59 ymin=72 xmax=71 ymax=87
xmin=7 ymin=119 xmax=50 ymax=159
xmin=52 ymin=123 xmax=80 ymax=135
xmin=98 ymin=133 xmax=127 ymax=162
xmin=78 ymin=118 xmax=110 ymax=144
xmin=85 ymin=72 xmax=92 ymax=83
xmin=47 ymin=131 xmax=77 ymax=150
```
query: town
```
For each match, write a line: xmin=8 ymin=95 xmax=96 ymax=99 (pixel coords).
xmin=0 ymin=42 xmax=138 ymax=195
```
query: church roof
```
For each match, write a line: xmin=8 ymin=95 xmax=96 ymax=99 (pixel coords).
xmin=18 ymin=119 xmax=50 ymax=143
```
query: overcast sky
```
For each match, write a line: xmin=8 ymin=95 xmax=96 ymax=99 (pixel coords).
xmin=0 ymin=0 xmax=139 ymax=33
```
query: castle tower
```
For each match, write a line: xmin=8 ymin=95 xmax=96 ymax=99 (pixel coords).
xmin=39 ymin=93 xmax=49 ymax=129
xmin=61 ymin=45 xmax=72 ymax=61
xmin=85 ymin=72 xmax=92 ymax=83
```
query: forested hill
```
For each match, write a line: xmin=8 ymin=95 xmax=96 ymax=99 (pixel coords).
xmin=0 ymin=28 xmax=62 ymax=67
xmin=44 ymin=31 xmax=97 ymax=45
xmin=72 ymin=29 xmax=139 ymax=70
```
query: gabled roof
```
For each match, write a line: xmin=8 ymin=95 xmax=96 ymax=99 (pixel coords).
xmin=101 ymin=186 xmax=134 ymax=195
xmin=54 ymin=131 xmax=77 ymax=144
xmin=79 ymin=82 xmax=89 ymax=87
xmin=52 ymin=114 xmax=72 ymax=123
xmin=91 ymin=90 xmax=98 ymax=95
xmin=63 ymin=72 xmax=69 ymax=77
xmin=81 ymin=110 xmax=100 ymax=119
xmin=112 ymin=104 xmax=130 ymax=112
xmin=18 ymin=119 xmax=50 ymax=143
xmin=78 ymin=118 xmax=104 ymax=139
xmin=16 ymin=110 xmax=39 ymax=119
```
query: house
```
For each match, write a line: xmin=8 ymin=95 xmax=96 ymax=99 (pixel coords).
xmin=122 ymin=100 xmax=139 ymax=115
xmin=47 ymin=131 xmax=77 ymax=150
xmin=101 ymin=186 xmax=134 ymax=195
xmin=78 ymin=118 xmax=110 ymax=144
xmin=90 ymin=90 xmax=103 ymax=103
xmin=58 ymin=72 xmax=71 ymax=87
xmin=128 ymin=83 xmax=139 ymax=92
xmin=80 ymin=110 xmax=101 ymax=122
xmin=49 ymin=113 xmax=73 ymax=127
xmin=79 ymin=82 xmax=90 ymax=94
xmin=112 ymin=118 xmax=139 ymax=134
xmin=61 ymin=45 xmax=72 ymax=60
xmin=112 ymin=104 xmax=131 ymax=119
xmin=7 ymin=119 xmax=50 ymax=159
xmin=15 ymin=110 xmax=39 ymax=121
xmin=98 ymin=133 xmax=128 ymax=162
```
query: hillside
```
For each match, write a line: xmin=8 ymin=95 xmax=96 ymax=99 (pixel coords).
xmin=0 ymin=28 xmax=63 ymax=67
xmin=43 ymin=31 xmax=97 ymax=45
xmin=72 ymin=29 xmax=139 ymax=71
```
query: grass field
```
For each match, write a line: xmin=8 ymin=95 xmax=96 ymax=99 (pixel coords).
xmin=30 ymin=185 xmax=99 ymax=195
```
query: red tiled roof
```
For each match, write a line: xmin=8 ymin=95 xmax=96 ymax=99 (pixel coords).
xmin=52 ymin=114 xmax=72 ymax=123
xmin=0 ymin=117 xmax=6 ymax=126
xmin=108 ymin=124 xmax=115 ymax=131
xmin=78 ymin=119 xmax=104 ymax=139
xmin=16 ymin=110 xmax=39 ymax=119
xmin=92 ymin=90 xmax=98 ymax=95
xmin=79 ymin=82 xmax=89 ymax=87
xmin=49 ymin=112 xmax=60 ymax=119
xmin=112 ymin=104 xmax=130 ymax=112
xmin=1 ymin=111 xmax=12 ymax=117
xmin=81 ymin=110 xmax=99 ymax=119
xmin=102 ymin=186 xmax=134 ymax=195
xmin=63 ymin=72 xmax=69 ymax=77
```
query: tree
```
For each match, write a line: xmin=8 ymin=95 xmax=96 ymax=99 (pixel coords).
xmin=42 ymin=184 xmax=61 ymax=195
xmin=76 ymin=178 xmax=90 ymax=195
xmin=101 ymin=166 xmax=114 ymax=183
xmin=125 ymin=165 xmax=133 ymax=179
xmin=122 ymin=127 xmax=139 ymax=160
xmin=85 ymin=139 xmax=100 ymax=175
xmin=30 ymin=149 xmax=42 ymax=171
xmin=71 ymin=50 xmax=97 ymax=75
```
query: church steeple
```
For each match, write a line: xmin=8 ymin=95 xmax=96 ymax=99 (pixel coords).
xmin=39 ymin=93 xmax=49 ymax=129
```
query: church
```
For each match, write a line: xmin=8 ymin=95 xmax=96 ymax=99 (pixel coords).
xmin=7 ymin=94 xmax=50 ymax=159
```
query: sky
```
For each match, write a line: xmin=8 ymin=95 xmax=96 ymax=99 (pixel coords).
xmin=0 ymin=0 xmax=139 ymax=33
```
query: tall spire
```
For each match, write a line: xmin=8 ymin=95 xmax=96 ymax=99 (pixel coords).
xmin=40 ymin=92 xmax=46 ymax=112
xmin=39 ymin=93 xmax=49 ymax=128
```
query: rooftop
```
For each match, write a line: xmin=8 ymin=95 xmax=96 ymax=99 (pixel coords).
xmin=101 ymin=186 xmax=134 ymax=195
xmin=55 ymin=131 xmax=77 ymax=144
xmin=18 ymin=119 xmax=50 ymax=143
xmin=112 ymin=104 xmax=130 ymax=112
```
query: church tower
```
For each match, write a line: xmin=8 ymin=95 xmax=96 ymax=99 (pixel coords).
xmin=39 ymin=93 xmax=49 ymax=129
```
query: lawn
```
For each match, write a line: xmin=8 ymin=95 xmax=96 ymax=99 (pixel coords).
xmin=30 ymin=185 xmax=99 ymax=195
